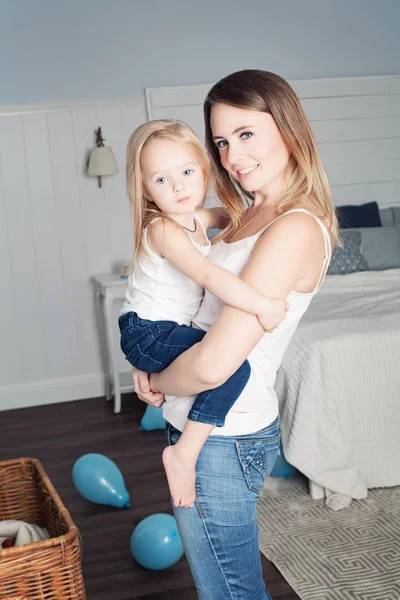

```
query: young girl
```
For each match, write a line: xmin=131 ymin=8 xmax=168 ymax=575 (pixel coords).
xmin=119 ymin=119 xmax=288 ymax=508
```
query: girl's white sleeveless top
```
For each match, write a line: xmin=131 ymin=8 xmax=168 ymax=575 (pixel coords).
xmin=121 ymin=214 xmax=211 ymax=326
xmin=163 ymin=209 xmax=331 ymax=436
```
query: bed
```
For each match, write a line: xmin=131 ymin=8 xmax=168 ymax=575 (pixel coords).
xmin=275 ymin=215 xmax=400 ymax=510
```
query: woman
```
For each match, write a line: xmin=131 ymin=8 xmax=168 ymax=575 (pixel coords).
xmin=133 ymin=70 xmax=339 ymax=599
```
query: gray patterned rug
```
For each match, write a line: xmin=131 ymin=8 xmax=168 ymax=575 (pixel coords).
xmin=257 ymin=475 xmax=400 ymax=600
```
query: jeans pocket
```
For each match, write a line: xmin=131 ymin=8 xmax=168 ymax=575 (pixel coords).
xmin=119 ymin=313 xmax=148 ymax=346
xmin=154 ymin=320 xmax=179 ymax=334
xmin=126 ymin=342 xmax=164 ymax=371
xmin=235 ymin=434 xmax=281 ymax=495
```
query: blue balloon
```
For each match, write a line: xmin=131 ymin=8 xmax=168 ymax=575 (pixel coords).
xmin=72 ymin=453 xmax=130 ymax=508
xmin=271 ymin=441 xmax=296 ymax=479
xmin=140 ymin=405 xmax=166 ymax=431
xmin=130 ymin=514 xmax=184 ymax=570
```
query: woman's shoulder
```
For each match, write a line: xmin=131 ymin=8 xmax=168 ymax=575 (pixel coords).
xmin=252 ymin=208 xmax=328 ymax=264
xmin=264 ymin=208 xmax=331 ymax=247
xmin=250 ymin=208 xmax=330 ymax=295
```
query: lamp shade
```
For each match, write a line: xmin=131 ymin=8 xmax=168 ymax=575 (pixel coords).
xmin=88 ymin=146 xmax=118 ymax=177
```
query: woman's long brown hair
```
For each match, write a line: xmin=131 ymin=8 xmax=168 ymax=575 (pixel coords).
xmin=204 ymin=70 xmax=340 ymax=245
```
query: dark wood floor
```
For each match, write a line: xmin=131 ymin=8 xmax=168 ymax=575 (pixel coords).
xmin=1 ymin=394 xmax=300 ymax=600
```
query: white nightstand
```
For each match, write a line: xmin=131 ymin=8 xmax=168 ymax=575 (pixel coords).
xmin=92 ymin=273 xmax=133 ymax=413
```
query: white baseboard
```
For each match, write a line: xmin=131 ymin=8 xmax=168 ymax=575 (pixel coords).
xmin=0 ymin=374 xmax=109 ymax=411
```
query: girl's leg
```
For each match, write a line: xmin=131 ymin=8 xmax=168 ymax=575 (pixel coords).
xmin=162 ymin=420 xmax=214 ymax=508
xmin=167 ymin=420 xmax=280 ymax=600
xmin=118 ymin=313 xmax=206 ymax=373
xmin=188 ymin=359 xmax=251 ymax=426
xmin=163 ymin=360 xmax=250 ymax=508
xmin=120 ymin=314 xmax=252 ymax=507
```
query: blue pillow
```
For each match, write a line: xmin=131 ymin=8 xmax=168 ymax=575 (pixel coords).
xmin=336 ymin=201 xmax=382 ymax=229
xmin=327 ymin=230 xmax=368 ymax=275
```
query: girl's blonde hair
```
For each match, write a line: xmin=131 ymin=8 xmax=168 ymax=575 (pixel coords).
xmin=204 ymin=70 xmax=340 ymax=246
xmin=126 ymin=119 xmax=212 ymax=260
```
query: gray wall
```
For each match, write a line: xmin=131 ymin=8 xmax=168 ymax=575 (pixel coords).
xmin=1 ymin=0 xmax=399 ymax=105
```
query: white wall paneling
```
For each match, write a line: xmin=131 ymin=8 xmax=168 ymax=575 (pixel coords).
xmin=146 ymin=75 xmax=400 ymax=209
xmin=0 ymin=116 xmax=48 ymax=385
xmin=0 ymin=97 xmax=146 ymax=410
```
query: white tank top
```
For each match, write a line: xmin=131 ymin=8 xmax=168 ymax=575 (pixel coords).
xmin=163 ymin=209 xmax=331 ymax=435
xmin=121 ymin=214 xmax=211 ymax=326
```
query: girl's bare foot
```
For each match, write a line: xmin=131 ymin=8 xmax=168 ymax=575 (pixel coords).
xmin=162 ymin=445 xmax=196 ymax=508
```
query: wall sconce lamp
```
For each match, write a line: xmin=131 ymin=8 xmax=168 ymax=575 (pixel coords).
xmin=87 ymin=127 xmax=118 ymax=188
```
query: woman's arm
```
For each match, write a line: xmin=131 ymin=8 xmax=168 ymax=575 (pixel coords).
xmin=151 ymin=213 xmax=324 ymax=396
xmin=148 ymin=219 xmax=286 ymax=329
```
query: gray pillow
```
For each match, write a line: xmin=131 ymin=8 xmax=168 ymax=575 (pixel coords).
xmin=328 ymin=230 xmax=368 ymax=275
xmin=380 ymin=208 xmax=394 ymax=226
xmin=361 ymin=225 xmax=400 ymax=271
xmin=379 ymin=207 xmax=400 ymax=227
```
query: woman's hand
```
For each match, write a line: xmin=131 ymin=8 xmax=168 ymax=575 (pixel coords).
xmin=132 ymin=367 xmax=165 ymax=407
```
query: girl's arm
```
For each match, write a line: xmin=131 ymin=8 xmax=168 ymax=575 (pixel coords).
xmin=148 ymin=219 xmax=286 ymax=328
xmin=150 ymin=213 xmax=325 ymax=396
xmin=197 ymin=207 xmax=230 ymax=230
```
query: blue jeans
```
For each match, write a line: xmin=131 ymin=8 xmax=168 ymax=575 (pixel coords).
xmin=118 ymin=311 xmax=250 ymax=427
xmin=166 ymin=417 xmax=280 ymax=600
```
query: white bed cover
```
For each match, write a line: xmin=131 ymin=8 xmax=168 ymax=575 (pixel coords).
xmin=275 ymin=268 xmax=400 ymax=509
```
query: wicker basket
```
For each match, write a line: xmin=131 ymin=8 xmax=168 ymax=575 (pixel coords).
xmin=0 ymin=458 xmax=86 ymax=599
